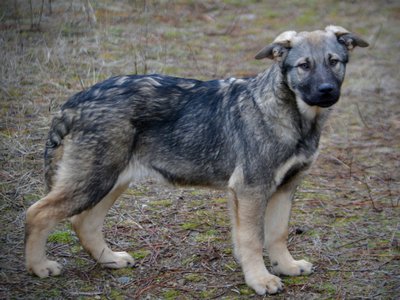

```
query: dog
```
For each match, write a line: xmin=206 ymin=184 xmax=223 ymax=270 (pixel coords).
xmin=25 ymin=25 xmax=368 ymax=295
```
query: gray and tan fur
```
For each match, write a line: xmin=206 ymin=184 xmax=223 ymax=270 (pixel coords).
xmin=25 ymin=26 xmax=368 ymax=295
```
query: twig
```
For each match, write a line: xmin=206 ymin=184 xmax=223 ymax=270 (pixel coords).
xmin=68 ymin=291 xmax=103 ymax=296
xmin=334 ymin=236 xmax=369 ymax=249
xmin=327 ymin=259 xmax=393 ymax=272
xmin=77 ymin=74 xmax=86 ymax=91
xmin=187 ymin=45 xmax=206 ymax=77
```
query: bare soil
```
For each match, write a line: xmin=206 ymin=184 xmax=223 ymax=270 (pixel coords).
xmin=0 ymin=1 xmax=399 ymax=299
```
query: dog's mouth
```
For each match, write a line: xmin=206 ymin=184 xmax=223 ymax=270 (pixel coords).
xmin=303 ymin=93 xmax=340 ymax=108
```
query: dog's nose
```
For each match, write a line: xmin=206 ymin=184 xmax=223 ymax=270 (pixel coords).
xmin=318 ymin=83 xmax=334 ymax=94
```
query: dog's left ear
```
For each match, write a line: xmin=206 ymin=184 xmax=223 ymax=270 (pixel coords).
xmin=255 ymin=31 xmax=297 ymax=60
xmin=325 ymin=25 xmax=369 ymax=50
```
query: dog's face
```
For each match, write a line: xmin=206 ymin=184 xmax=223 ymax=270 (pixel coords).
xmin=283 ymin=31 xmax=348 ymax=108
xmin=255 ymin=26 xmax=368 ymax=109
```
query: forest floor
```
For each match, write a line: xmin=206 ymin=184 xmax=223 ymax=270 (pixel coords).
xmin=0 ymin=0 xmax=399 ymax=299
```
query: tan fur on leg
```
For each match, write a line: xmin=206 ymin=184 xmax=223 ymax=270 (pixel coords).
xmin=70 ymin=183 xmax=134 ymax=268
xmin=264 ymin=188 xmax=313 ymax=276
xmin=228 ymin=184 xmax=283 ymax=295
xmin=25 ymin=190 xmax=70 ymax=277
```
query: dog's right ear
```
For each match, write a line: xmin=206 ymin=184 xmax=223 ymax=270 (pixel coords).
xmin=255 ymin=31 xmax=297 ymax=60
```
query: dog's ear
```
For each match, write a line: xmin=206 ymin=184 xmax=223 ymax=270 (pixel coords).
xmin=325 ymin=25 xmax=369 ymax=50
xmin=255 ymin=31 xmax=297 ymax=60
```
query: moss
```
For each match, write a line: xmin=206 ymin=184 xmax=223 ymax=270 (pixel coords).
xmin=224 ymin=261 xmax=238 ymax=272
xmin=75 ymin=257 xmax=89 ymax=267
xmin=195 ymin=229 xmax=218 ymax=243
xmin=125 ymin=188 xmax=146 ymax=196
xmin=181 ymin=222 xmax=200 ymax=230
xmin=334 ymin=216 xmax=360 ymax=227
xmin=200 ymin=288 xmax=217 ymax=298
xmin=317 ymin=282 xmax=337 ymax=295
xmin=149 ymin=199 xmax=173 ymax=207
xmin=284 ymin=275 xmax=308 ymax=285
xmin=213 ymin=197 xmax=227 ymax=204
xmin=184 ymin=273 xmax=204 ymax=282
xmin=71 ymin=245 xmax=83 ymax=254
xmin=222 ymin=247 xmax=233 ymax=255
xmin=48 ymin=230 xmax=73 ymax=244
xmin=239 ymin=285 xmax=254 ymax=295
xmin=130 ymin=249 xmax=150 ymax=260
xmin=109 ymin=289 xmax=125 ymax=300
xmin=162 ymin=65 xmax=184 ymax=75
xmin=163 ymin=29 xmax=182 ymax=39
xmin=162 ymin=289 xmax=181 ymax=299
xmin=182 ymin=254 xmax=200 ymax=267
xmin=190 ymin=189 xmax=205 ymax=196
xmin=24 ymin=193 xmax=41 ymax=203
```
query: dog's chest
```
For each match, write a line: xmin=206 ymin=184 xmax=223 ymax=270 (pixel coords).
xmin=274 ymin=152 xmax=317 ymax=187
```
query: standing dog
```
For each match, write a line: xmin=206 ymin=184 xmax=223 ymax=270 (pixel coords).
xmin=25 ymin=26 xmax=368 ymax=294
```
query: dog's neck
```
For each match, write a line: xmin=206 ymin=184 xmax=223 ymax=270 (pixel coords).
xmin=250 ymin=64 xmax=331 ymax=143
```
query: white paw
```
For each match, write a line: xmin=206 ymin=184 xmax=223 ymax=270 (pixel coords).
xmin=28 ymin=259 xmax=62 ymax=278
xmin=272 ymin=259 xmax=313 ymax=276
xmin=245 ymin=272 xmax=284 ymax=295
xmin=99 ymin=251 xmax=135 ymax=269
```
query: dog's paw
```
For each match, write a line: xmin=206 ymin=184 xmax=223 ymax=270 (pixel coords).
xmin=28 ymin=259 xmax=62 ymax=278
xmin=272 ymin=259 xmax=313 ymax=276
xmin=100 ymin=251 xmax=135 ymax=269
xmin=245 ymin=272 xmax=284 ymax=295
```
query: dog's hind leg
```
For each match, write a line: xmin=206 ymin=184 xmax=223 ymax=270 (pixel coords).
xmin=264 ymin=184 xmax=313 ymax=276
xmin=25 ymin=189 xmax=72 ymax=278
xmin=70 ymin=182 xmax=134 ymax=268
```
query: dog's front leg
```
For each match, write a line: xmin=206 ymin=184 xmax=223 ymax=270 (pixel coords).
xmin=228 ymin=187 xmax=283 ymax=295
xmin=264 ymin=184 xmax=313 ymax=276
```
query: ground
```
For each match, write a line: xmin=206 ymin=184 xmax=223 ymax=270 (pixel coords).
xmin=0 ymin=0 xmax=399 ymax=299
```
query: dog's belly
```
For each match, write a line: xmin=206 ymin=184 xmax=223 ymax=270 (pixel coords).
xmin=114 ymin=157 xmax=231 ymax=189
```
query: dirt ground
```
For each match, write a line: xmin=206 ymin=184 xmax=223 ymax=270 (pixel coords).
xmin=0 ymin=1 xmax=399 ymax=299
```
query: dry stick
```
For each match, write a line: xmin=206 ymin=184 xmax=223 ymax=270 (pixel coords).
xmin=29 ymin=0 xmax=34 ymax=29
xmin=187 ymin=45 xmax=206 ymax=77
xmin=37 ymin=0 xmax=45 ymax=29
xmin=362 ymin=175 xmax=383 ymax=212
xmin=355 ymin=103 xmax=370 ymax=129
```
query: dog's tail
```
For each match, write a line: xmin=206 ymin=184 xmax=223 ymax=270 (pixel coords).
xmin=44 ymin=109 xmax=75 ymax=192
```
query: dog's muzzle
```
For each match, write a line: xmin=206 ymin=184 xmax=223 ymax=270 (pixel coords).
xmin=304 ymin=83 xmax=340 ymax=108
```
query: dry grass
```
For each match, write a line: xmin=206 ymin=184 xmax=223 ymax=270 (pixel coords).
xmin=0 ymin=0 xmax=399 ymax=299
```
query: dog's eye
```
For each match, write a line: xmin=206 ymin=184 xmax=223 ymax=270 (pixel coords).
xmin=298 ymin=62 xmax=310 ymax=70
xmin=329 ymin=59 xmax=339 ymax=67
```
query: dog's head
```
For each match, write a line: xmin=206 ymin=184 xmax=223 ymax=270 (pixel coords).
xmin=255 ymin=26 xmax=368 ymax=110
